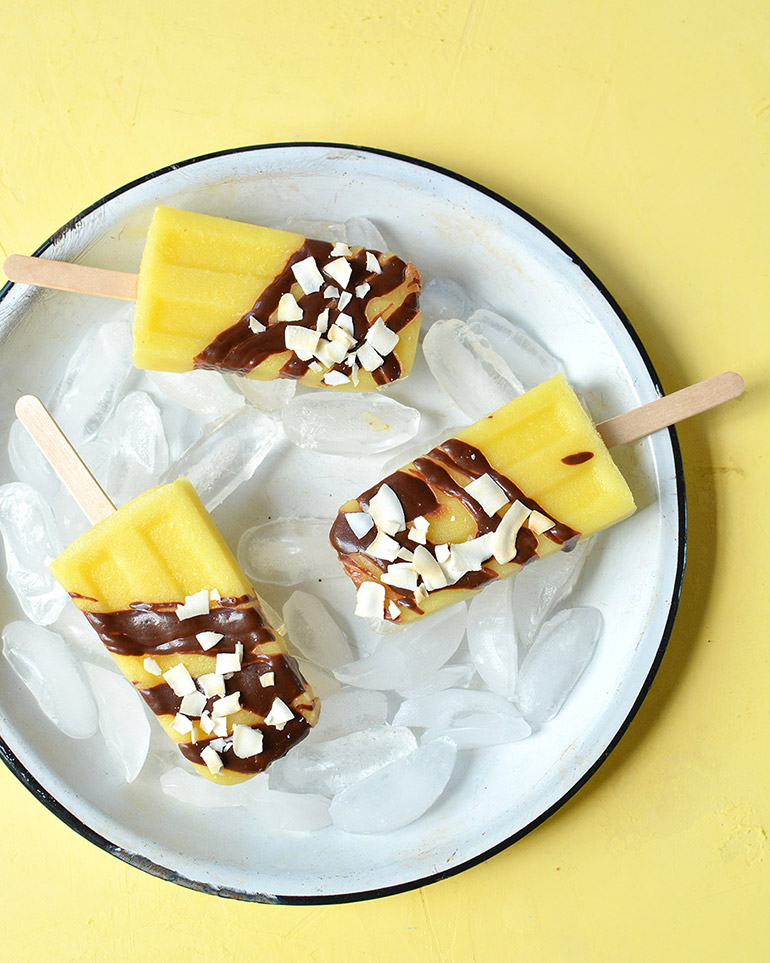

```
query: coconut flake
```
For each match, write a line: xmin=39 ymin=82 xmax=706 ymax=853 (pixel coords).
xmin=367 ymin=531 xmax=401 ymax=562
xmin=328 ymin=323 xmax=355 ymax=349
xmin=381 ymin=563 xmax=419 ymax=591
xmin=171 ymin=713 xmax=193 ymax=735
xmin=216 ymin=650 xmax=242 ymax=675
xmin=277 ymin=292 xmax=303 ymax=322
xmin=315 ymin=309 xmax=330 ymax=333
xmin=248 ymin=317 xmax=266 ymax=334
xmin=368 ymin=484 xmax=406 ymax=535
xmin=323 ymin=285 xmax=340 ymax=299
xmin=180 ymin=690 xmax=207 ymax=717
xmin=264 ymin=697 xmax=294 ymax=730
xmin=260 ymin=672 xmax=275 ymax=688
xmin=323 ymin=370 xmax=351 ymax=386
xmin=357 ymin=341 xmax=383 ymax=372
xmin=528 ymin=510 xmax=555 ymax=535
xmin=448 ymin=532 xmax=497 ymax=574
xmin=492 ymin=500 xmax=530 ymax=564
xmin=143 ymin=657 xmax=162 ymax=676
xmin=355 ymin=282 xmax=371 ymax=299
xmin=163 ymin=663 xmax=196 ymax=697
xmin=434 ymin=543 xmax=451 ymax=563
xmin=201 ymin=746 xmax=223 ymax=775
xmin=212 ymin=692 xmax=241 ymax=718
xmin=412 ymin=545 xmax=448 ymax=591
xmin=291 ymin=256 xmax=324 ymax=295
xmin=345 ymin=511 xmax=375 ymax=539
xmin=365 ymin=318 xmax=400 ymax=357
xmin=314 ymin=338 xmax=348 ymax=368
xmin=233 ymin=724 xmax=264 ymax=758
xmin=331 ymin=241 xmax=352 ymax=257
xmin=388 ymin=600 xmax=401 ymax=620
xmin=464 ymin=474 xmax=508 ymax=516
xmin=285 ymin=325 xmax=320 ymax=361
xmin=199 ymin=711 xmax=215 ymax=734
xmin=196 ymin=631 xmax=223 ymax=651
xmin=198 ymin=673 xmax=226 ymax=699
xmin=366 ymin=252 xmax=382 ymax=274
xmin=324 ymin=257 xmax=352 ymax=289
xmin=335 ymin=312 xmax=355 ymax=335
xmin=176 ymin=589 xmax=210 ymax=621
xmin=355 ymin=581 xmax=386 ymax=618
xmin=338 ymin=291 xmax=352 ymax=310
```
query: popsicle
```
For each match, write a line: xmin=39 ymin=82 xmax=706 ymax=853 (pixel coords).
xmin=3 ymin=207 xmax=423 ymax=391
xmin=16 ymin=397 xmax=320 ymax=784
xmin=330 ymin=372 xmax=744 ymax=624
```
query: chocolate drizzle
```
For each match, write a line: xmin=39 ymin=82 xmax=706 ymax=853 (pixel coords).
xmin=82 ymin=596 xmax=316 ymax=775
xmin=562 ymin=450 xmax=594 ymax=465
xmin=193 ymin=238 xmax=421 ymax=384
xmin=329 ymin=439 xmax=580 ymax=617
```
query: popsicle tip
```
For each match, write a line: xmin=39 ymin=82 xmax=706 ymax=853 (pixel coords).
xmin=15 ymin=393 xmax=44 ymax=421
xmin=722 ymin=371 xmax=745 ymax=397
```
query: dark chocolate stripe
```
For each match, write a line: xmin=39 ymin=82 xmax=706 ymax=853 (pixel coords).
xmin=193 ymin=238 xmax=420 ymax=380
xmin=179 ymin=713 xmax=311 ymax=774
xmin=562 ymin=450 xmax=594 ymax=465
xmin=138 ymin=653 xmax=307 ymax=719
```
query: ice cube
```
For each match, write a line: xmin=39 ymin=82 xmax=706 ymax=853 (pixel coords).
xmin=466 ymin=308 xmax=562 ymax=389
xmin=160 ymin=767 xmax=255 ymax=808
xmin=162 ymin=407 xmax=278 ymax=511
xmin=283 ymin=591 xmax=353 ymax=670
xmin=7 ymin=419 xmax=60 ymax=501
xmin=2 ymin=621 xmax=98 ymax=739
xmin=301 ymin=688 xmax=388 ymax=745
xmin=513 ymin=537 xmax=594 ymax=647
xmin=344 ymin=215 xmax=388 ymax=251
xmin=467 ymin=578 xmax=519 ymax=698
xmin=334 ymin=603 xmax=467 ymax=691
xmin=52 ymin=601 xmax=114 ymax=668
xmin=396 ymin=663 xmax=476 ymax=698
xmin=50 ymin=320 xmax=133 ymax=442
xmin=243 ymin=782 xmax=332 ymax=830
xmin=267 ymin=725 xmax=417 ymax=797
xmin=393 ymin=687 xmax=527 ymax=730
xmin=84 ymin=663 xmax=151 ymax=782
xmin=230 ymin=374 xmax=297 ymax=412
xmin=329 ymin=737 xmax=457 ymax=834
xmin=106 ymin=391 xmax=169 ymax=505
xmin=0 ymin=482 xmax=68 ymax=625
xmin=422 ymin=318 xmax=525 ymax=420
xmin=420 ymin=277 xmax=477 ymax=326
xmin=282 ymin=393 xmax=420 ymax=455
xmin=295 ymin=659 xmax=342 ymax=699
xmin=148 ymin=368 xmax=246 ymax=416
xmin=516 ymin=606 xmax=603 ymax=724
xmin=238 ymin=517 xmax=342 ymax=584
xmin=421 ymin=713 xmax=531 ymax=750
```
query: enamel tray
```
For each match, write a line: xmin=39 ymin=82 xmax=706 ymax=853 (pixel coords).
xmin=0 ymin=144 xmax=685 ymax=902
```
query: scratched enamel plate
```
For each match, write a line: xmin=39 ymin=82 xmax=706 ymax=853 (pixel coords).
xmin=0 ymin=145 xmax=684 ymax=902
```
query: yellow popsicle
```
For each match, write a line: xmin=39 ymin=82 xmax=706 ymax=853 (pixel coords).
xmin=133 ymin=207 xmax=422 ymax=390
xmin=51 ymin=478 xmax=319 ymax=784
xmin=329 ymin=374 xmax=636 ymax=624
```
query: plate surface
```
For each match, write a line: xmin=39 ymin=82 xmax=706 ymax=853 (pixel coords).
xmin=0 ymin=144 xmax=684 ymax=902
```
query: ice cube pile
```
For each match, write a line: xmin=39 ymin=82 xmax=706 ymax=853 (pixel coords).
xmin=1 ymin=216 xmax=605 ymax=836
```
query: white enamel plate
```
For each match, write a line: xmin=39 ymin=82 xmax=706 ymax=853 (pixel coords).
xmin=0 ymin=145 xmax=685 ymax=902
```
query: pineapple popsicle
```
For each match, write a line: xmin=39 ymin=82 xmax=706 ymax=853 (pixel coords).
xmin=330 ymin=374 xmax=636 ymax=624
xmin=50 ymin=477 xmax=320 ymax=784
xmin=133 ymin=207 xmax=423 ymax=390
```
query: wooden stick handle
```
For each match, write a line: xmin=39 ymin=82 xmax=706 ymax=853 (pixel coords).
xmin=14 ymin=396 xmax=116 ymax=525
xmin=3 ymin=255 xmax=138 ymax=301
xmin=596 ymin=371 xmax=744 ymax=448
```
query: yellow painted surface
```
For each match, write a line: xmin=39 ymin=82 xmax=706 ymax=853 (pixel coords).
xmin=0 ymin=1 xmax=768 ymax=959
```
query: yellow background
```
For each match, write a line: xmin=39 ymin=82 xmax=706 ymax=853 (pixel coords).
xmin=1 ymin=1 xmax=768 ymax=959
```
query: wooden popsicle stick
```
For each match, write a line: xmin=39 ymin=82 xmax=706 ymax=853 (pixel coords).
xmin=3 ymin=255 xmax=138 ymax=301
xmin=596 ymin=371 xmax=744 ymax=448
xmin=14 ymin=395 xmax=116 ymax=525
